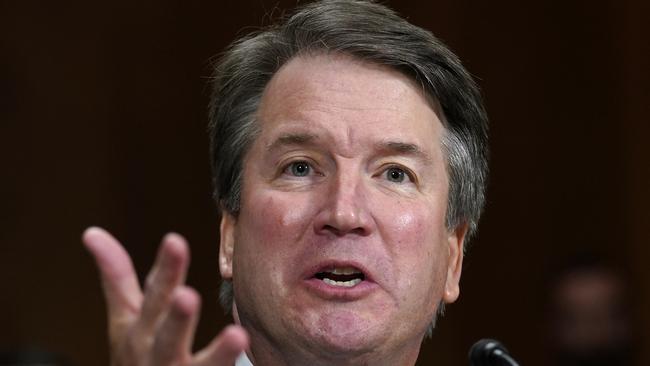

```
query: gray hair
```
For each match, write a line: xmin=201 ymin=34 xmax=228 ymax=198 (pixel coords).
xmin=209 ymin=0 xmax=489 ymax=335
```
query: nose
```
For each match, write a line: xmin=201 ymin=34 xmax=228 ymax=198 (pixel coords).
xmin=313 ymin=172 xmax=374 ymax=237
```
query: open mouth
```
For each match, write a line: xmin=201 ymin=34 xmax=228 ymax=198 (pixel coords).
xmin=314 ymin=267 xmax=366 ymax=288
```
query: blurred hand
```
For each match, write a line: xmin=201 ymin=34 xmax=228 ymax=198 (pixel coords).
xmin=83 ymin=227 xmax=248 ymax=366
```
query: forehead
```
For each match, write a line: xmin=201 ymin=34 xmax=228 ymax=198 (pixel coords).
xmin=256 ymin=53 xmax=444 ymax=154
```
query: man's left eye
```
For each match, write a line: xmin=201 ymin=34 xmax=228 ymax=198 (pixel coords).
xmin=385 ymin=166 xmax=410 ymax=183
xmin=287 ymin=161 xmax=311 ymax=176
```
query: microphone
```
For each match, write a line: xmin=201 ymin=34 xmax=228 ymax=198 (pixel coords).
xmin=468 ymin=338 xmax=520 ymax=366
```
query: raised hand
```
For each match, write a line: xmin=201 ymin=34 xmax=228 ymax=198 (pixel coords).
xmin=83 ymin=227 xmax=248 ymax=366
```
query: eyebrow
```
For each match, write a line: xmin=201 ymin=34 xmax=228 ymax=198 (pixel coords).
xmin=266 ymin=132 xmax=318 ymax=152
xmin=266 ymin=133 xmax=433 ymax=164
xmin=375 ymin=141 xmax=433 ymax=164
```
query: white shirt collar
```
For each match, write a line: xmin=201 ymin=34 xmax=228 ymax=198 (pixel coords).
xmin=235 ymin=352 xmax=254 ymax=366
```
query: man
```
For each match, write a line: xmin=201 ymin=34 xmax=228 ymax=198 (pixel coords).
xmin=545 ymin=256 xmax=638 ymax=366
xmin=83 ymin=1 xmax=488 ymax=365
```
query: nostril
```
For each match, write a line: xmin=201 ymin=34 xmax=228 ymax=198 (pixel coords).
xmin=322 ymin=224 xmax=365 ymax=236
xmin=323 ymin=224 xmax=339 ymax=234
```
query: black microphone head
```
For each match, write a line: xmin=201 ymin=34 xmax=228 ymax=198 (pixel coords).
xmin=469 ymin=338 xmax=509 ymax=366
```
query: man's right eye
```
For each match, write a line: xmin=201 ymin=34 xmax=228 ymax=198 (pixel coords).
xmin=286 ymin=161 xmax=311 ymax=177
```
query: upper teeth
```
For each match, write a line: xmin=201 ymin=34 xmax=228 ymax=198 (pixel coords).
xmin=331 ymin=267 xmax=360 ymax=275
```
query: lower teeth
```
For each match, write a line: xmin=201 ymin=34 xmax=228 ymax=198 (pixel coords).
xmin=323 ymin=278 xmax=361 ymax=287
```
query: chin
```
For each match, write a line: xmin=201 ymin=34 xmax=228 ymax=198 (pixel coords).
xmin=296 ymin=308 xmax=393 ymax=357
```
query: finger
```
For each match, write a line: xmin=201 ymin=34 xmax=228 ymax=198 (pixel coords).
xmin=148 ymin=286 xmax=201 ymax=366
xmin=133 ymin=232 xmax=190 ymax=338
xmin=83 ymin=227 xmax=143 ymax=330
xmin=193 ymin=325 xmax=249 ymax=366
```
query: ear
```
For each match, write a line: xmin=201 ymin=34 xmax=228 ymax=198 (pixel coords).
xmin=442 ymin=223 xmax=468 ymax=304
xmin=219 ymin=212 xmax=237 ymax=280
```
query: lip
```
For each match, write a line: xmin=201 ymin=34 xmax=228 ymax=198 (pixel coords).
xmin=301 ymin=260 xmax=379 ymax=301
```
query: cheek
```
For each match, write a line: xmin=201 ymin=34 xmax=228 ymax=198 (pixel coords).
xmin=378 ymin=200 xmax=445 ymax=250
xmin=393 ymin=212 xmax=424 ymax=243
xmin=377 ymin=201 xmax=448 ymax=290
xmin=234 ymin=190 xmax=318 ymax=302
xmin=238 ymin=189 xmax=316 ymax=252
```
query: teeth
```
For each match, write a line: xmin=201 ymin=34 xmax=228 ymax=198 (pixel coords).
xmin=323 ymin=278 xmax=362 ymax=287
xmin=330 ymin=267 xmax=361 ymax=275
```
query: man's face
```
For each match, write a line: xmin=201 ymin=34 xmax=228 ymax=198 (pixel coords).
xmin=220 ymin=54 xmax=465 ymax=361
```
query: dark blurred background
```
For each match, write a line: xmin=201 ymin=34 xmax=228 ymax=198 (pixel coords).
xmin=1 ymin=0 xmax=648 ymax=365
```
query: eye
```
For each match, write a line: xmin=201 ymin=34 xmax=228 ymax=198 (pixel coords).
xmin=386 ymin=167 xmax=405 ymax=182
xmin=286 ymin=161 xmax=311 ymax=177
xmin=383 ymin=165 xmax=415 ymax=184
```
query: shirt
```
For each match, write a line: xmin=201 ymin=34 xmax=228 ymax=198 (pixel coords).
xmin=236 ymin=352 xmax=254 ymax=366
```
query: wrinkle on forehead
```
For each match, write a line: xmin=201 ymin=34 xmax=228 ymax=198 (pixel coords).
xmin=253 ymin=54 xmax=444 ymax=165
